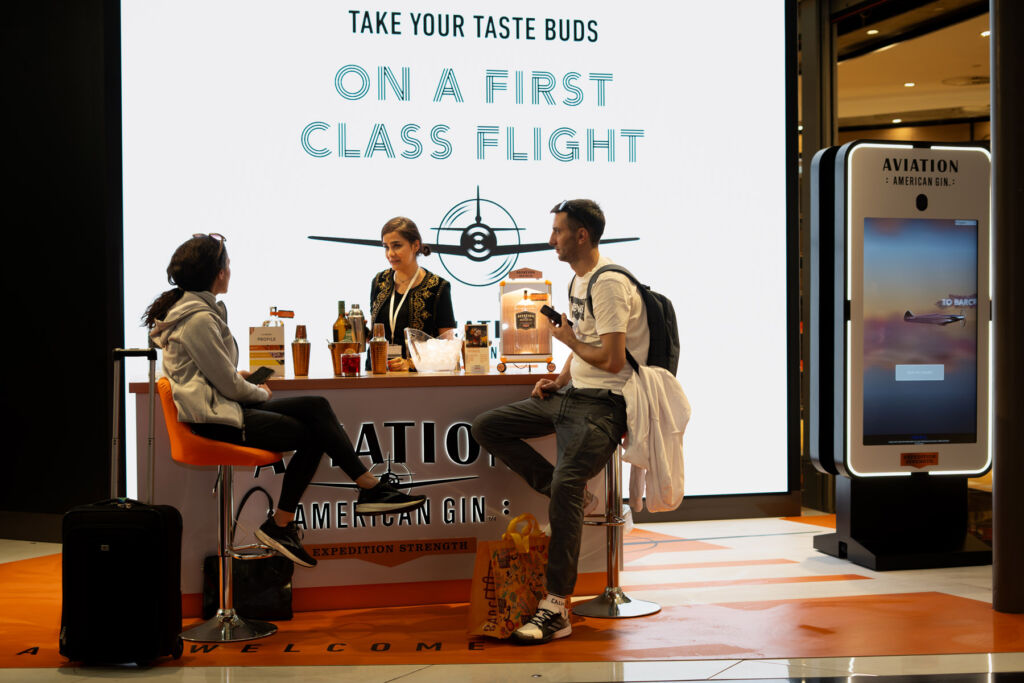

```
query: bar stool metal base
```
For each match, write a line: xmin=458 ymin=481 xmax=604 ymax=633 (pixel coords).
xmin=573 ymin=445 xmax=661 ymax=620
xmin=573 ymin=587 xmax=661 ymax=618
xmin=181 ymin=609 xmax=277 ymax=643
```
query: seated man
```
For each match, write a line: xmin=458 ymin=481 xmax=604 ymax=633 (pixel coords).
xmin=471 ymin=199 xmax=648 ymax=644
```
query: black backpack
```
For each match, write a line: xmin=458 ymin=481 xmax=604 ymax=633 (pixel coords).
xmin=579 ymin=264 xmax=680 ymax=375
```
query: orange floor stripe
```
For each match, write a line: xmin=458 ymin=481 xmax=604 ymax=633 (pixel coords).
xmin=619 ymin=573 xmax=871 ymax=593
xmin=625 ymin=558 xmax=797 ymax=571
xmin=623 ymin=534 xmax=728 ymax=564
xmin=627 ymin=527 xmax=703 ymax=542
xmin=625 ymin=538 xmax=728 ymax=553
xmin=782 ymin=514 xmax=837 ymax=528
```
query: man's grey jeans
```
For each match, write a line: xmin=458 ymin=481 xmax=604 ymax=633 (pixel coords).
xmin=471 ymin=385 xmax=627 ymax=597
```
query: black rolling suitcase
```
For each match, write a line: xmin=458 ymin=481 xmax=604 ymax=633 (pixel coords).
xmin=59 ymin=348 xmax=184 ymax=664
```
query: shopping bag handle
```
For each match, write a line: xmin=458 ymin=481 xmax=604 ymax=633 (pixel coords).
xmin=502 ymin=513 xmax=541 ymax=554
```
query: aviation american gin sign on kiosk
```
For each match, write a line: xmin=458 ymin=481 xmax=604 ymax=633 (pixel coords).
xmin=840 ymin=142 xmax=991 ymax=477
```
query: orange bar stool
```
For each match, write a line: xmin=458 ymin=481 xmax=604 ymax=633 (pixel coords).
xmin=156 ymin=377 xmax=283 ymax=643
xmin=573 ymin=440 xmax=660 ymax=619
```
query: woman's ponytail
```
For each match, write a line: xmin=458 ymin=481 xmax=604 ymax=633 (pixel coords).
xmin=142 ymin=287 xmax=185 ymax=329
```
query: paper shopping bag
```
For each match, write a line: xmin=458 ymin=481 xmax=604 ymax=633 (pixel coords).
xmin=467 ymin=513 xmax=550 ymax=639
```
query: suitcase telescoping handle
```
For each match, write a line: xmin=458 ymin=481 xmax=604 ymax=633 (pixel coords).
xmin=112 ymin=348 xmax=158 ymax=503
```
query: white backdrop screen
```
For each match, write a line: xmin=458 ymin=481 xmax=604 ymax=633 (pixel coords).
xmin=122 ymin=1 xmax=792 ymax=497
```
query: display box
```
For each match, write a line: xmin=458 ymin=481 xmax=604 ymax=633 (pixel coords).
xmin=463 ymin=323 xmax=490 ymax=374
xmin=497 ymin=268 xmax=554 ymax=372
xmin=249 ymin=325 xmax=286 ymax=377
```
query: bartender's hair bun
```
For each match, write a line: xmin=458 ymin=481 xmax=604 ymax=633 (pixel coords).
xmin=381 ymin=216 xmax=429 ymax=256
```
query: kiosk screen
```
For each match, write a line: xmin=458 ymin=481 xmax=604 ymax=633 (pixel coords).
xmin=862 ymin=217 xmax=978 ymax=445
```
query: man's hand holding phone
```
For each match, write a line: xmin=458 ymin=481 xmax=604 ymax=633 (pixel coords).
xmin=541 ymin=305 xmax=577 ymax=347
xmin=540 ymin=305 xmax=571 ymax=328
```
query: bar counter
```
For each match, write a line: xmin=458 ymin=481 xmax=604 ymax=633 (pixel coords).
xmin=130 ymin=368 xmax=607 ymax=615
xmin=130 ymin=367 xmax=560 ymax=394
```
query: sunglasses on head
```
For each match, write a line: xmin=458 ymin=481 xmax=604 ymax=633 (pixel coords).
xmin=557 ymin=200 xmax=588 ymax=229
xmin=193 ymin=232 xmax=226 ymax=257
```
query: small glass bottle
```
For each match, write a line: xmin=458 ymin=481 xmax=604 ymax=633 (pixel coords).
xmin=332 ymin=301 xmax=347 ymax=343
xmin=369 ymin=322 xmax=388 ymax=374
xmin=263 ymin=306 xmax=284 ymax=327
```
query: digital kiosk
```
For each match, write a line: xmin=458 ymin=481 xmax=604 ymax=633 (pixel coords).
xmin=809 ymin=140 xmax=992 ymax=570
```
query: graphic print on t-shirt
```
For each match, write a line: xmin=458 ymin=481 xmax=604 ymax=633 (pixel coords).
xmin=569 ymin=294 xmax=586 ymax=323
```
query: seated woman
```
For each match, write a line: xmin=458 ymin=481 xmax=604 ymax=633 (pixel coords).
xmin=144 ymin=233 xmax=426 ymax=569
xmin=369 ymin=217 xmax=457 ymax=371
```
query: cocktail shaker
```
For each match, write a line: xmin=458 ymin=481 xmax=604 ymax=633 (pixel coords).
xmin=370 ymin=323 xmax=388 ymax=374
xmin=292 ymin=324 xmax=311 ymax=376
xmin=349 ymin=304 xmax=366 ymax=351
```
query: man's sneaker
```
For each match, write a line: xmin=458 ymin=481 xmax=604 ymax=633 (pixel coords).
xmin=355 ymin=479 xmax=427 ymax=515
xmin=584 ymin=487 xmax=601 ymax=516
xmin=510 ymin=602 xmax=571 ymax=645
xmin=255 ymin=518 xmax=317 ymax=568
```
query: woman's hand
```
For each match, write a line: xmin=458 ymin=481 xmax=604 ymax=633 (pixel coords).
xmin=238 ymin=369 xmax=269 ymax=399
xmin=387 ymin=357 xmax=409 ymax=372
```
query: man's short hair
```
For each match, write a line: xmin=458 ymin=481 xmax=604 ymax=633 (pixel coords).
xmin=551 ymin=199 xmax=605 ymax=245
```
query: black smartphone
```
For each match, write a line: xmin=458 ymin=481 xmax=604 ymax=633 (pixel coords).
xmin=540 ymin=305 xmax=571 ymax=327
xmin=245 ymin=366 xmax=275 ymax=384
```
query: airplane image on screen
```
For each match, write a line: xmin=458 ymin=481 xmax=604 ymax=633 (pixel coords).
xmin=903 ymin=310 xmax=966 ymax=326
xmin=308 ymin=186 xmax=638 ymax=262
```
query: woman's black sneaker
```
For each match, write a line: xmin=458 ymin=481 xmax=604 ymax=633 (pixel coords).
xmin=255 ymin=518 xmax=317 ymax=568
xmin=355 ymin=479 xmax=427 ymax=515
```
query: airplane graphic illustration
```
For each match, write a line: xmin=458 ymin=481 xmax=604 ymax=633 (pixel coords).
xmin=309 ymin=454 xmax=477 ymax=492
xmin=903 ymin=310 xmax=966 ymax=326
xmin=309 ymin=474 xmax=478 ymax=491
xmin=308 ymin=187 xmax=639 ymax=262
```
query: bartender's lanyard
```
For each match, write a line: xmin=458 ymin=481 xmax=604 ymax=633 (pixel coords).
xmin=388 ymin=271 xmax=418 ymax=342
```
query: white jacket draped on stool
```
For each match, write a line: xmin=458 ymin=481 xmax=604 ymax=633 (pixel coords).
xmin=621 ymin=364 xmax=691 ymax=513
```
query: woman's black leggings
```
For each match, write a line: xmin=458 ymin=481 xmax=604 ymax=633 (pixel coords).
xmin=190 ymin=395 xmax=369 ymax=513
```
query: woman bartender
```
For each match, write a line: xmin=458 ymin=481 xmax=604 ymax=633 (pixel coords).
xmin=369 ymin=217 xmax=456 ymax=370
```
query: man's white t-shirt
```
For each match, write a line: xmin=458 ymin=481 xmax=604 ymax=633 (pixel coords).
xmin=568 ymin=256 xmax=649 ymax=394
